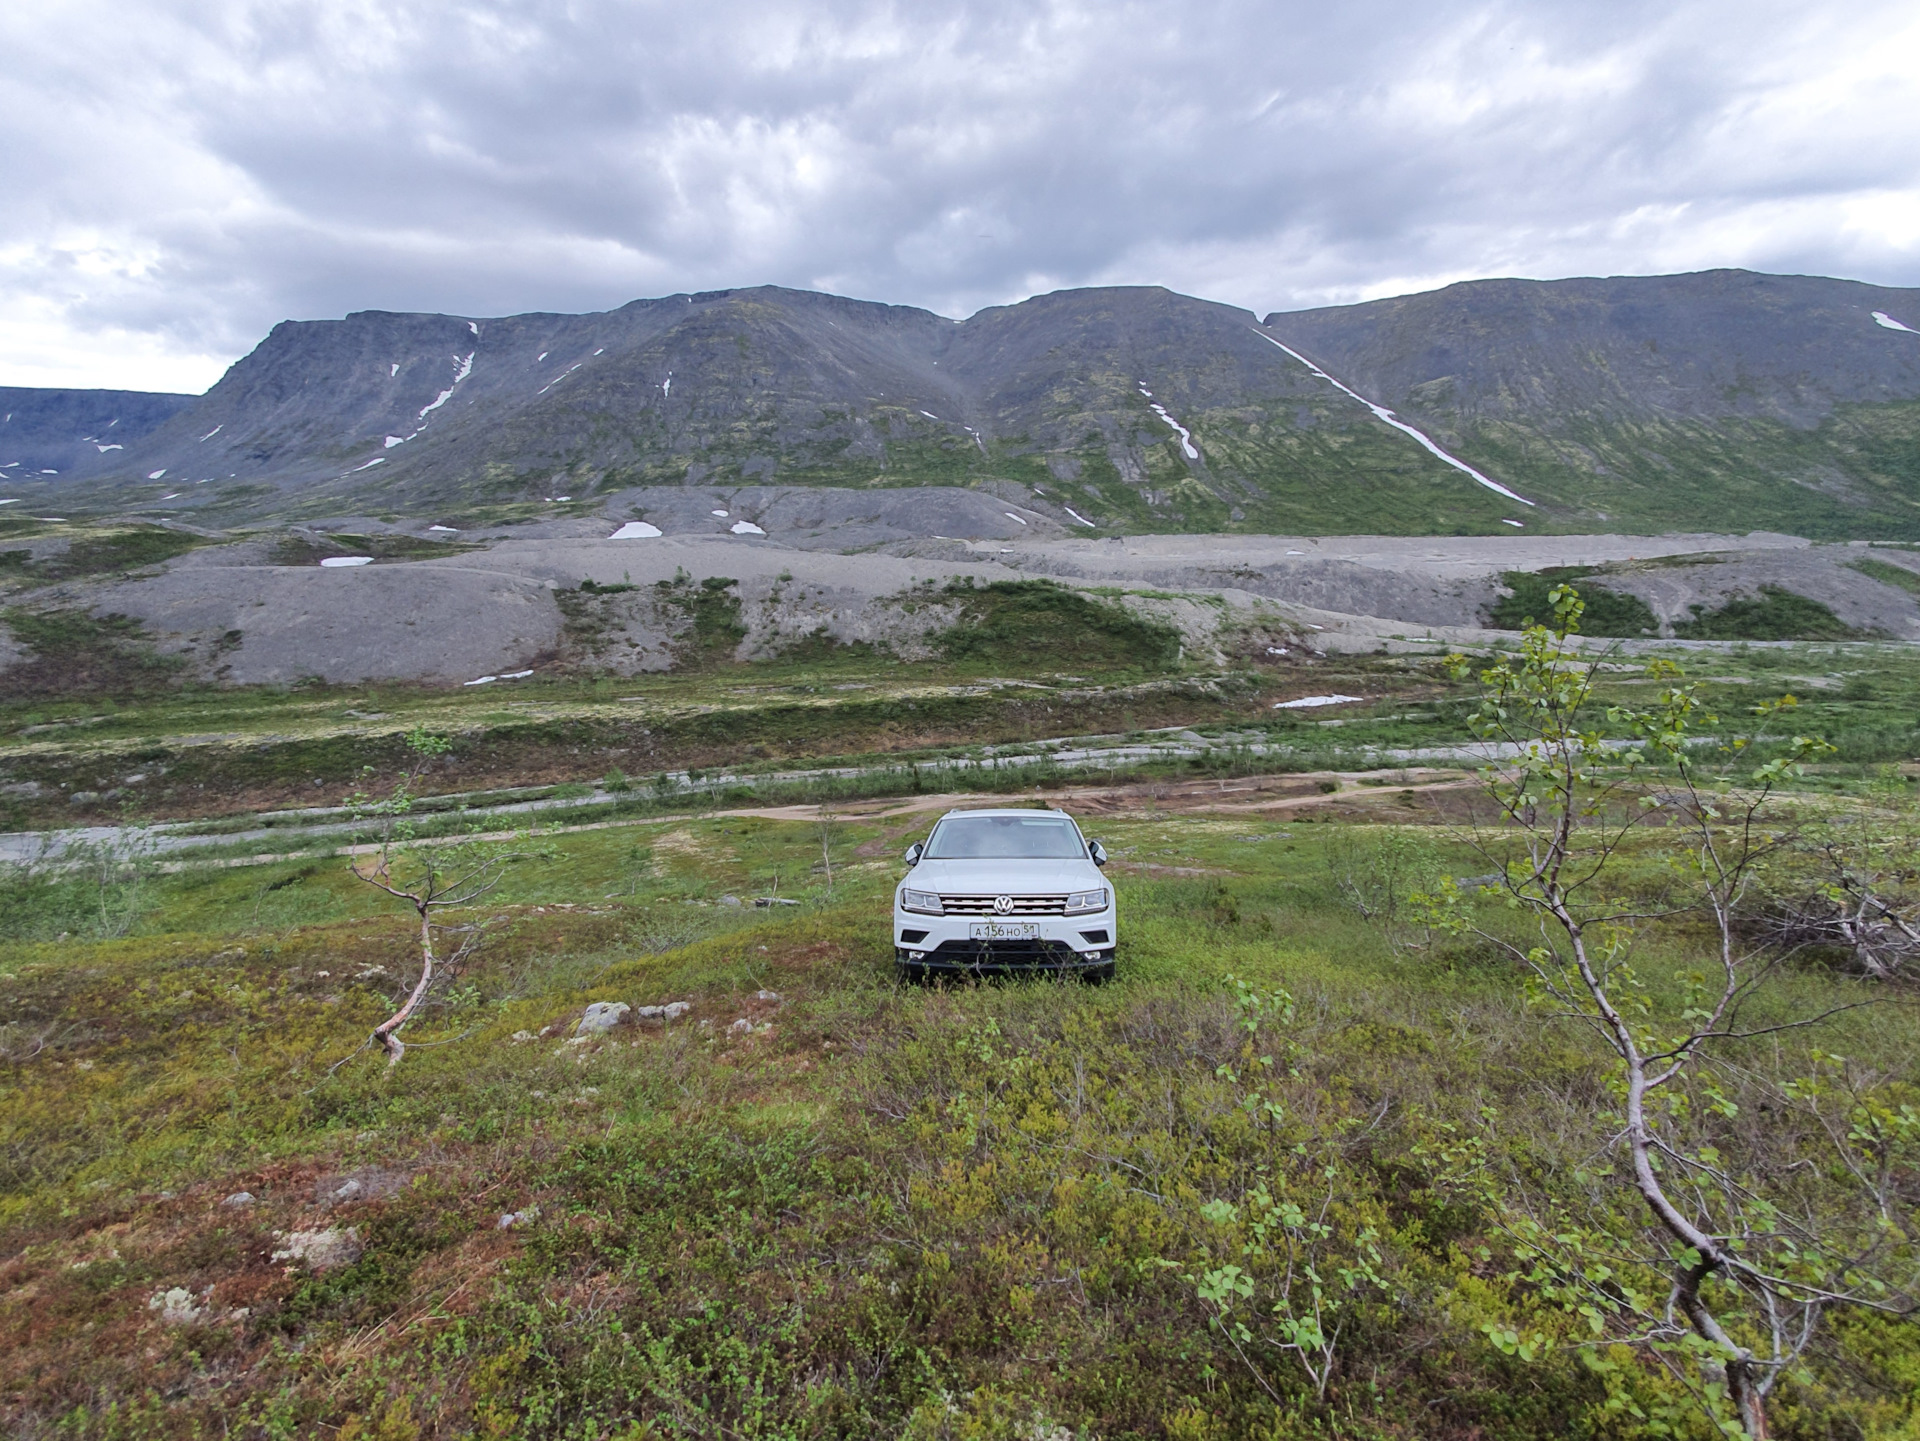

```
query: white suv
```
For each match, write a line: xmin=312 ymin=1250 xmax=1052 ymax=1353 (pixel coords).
xmin=894 ymin=807 xmax=1116 ymax=981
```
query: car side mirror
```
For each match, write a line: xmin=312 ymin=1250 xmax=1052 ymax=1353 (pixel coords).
xmin=1087 ymin=840 xmax=1107 ymax=867
xmin=904 ymin=842 xmax=924 ymax=867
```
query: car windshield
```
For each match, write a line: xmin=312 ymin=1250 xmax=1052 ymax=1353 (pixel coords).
xmin=924 ymin=814 xmax=1086 ymax=860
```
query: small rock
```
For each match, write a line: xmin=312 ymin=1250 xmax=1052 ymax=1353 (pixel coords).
xmin=718 ymin=894 xmax=743 ymax=908
xmin=148 ymin=1286 xmax=209 ymax=1325
xmin=68 ymin=791 xmax=101 ymax=806
xmin=496 ymin=1205 xmax=540 ymax=1230
xmin=576 ymin=1001 xmax=630 ymax=1035
xmin=728 ymin=1018 xmax=753 ymax=1035
xmin=755 ymin=989 xmax=782 ymax=1003
xmin=271 ymin=1226 xmax=363 ymax=1272
xmin=330 ymin=1178 xmax=364 ymax=1203
xmin=510 ymin=1030 xmax=536 ymax=1042
xmin=221 ymin=1191 xmax=256 ymax=1208
xmin=634 ymin=1000 xmax=693 ymax=1021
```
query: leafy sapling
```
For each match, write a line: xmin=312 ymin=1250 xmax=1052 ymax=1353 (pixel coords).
xmin=342 ymin=728 xmax=550 ymax=1067
xmin=1421 ymin=585 xmax=1916 ymax=1439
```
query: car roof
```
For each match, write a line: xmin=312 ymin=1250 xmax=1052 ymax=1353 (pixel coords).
xmin=934 ymin=807 xmax=1076 ymax=821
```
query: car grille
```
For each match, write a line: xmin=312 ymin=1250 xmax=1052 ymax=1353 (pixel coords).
xmin=938 ymin=893 xmax=1069 ymax=915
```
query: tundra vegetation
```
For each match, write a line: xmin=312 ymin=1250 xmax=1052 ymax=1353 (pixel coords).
xmin=0 ymin=589 xmax=1917 ymax=1439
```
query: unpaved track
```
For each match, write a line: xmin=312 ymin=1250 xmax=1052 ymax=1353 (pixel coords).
xmin=148 ymin=770 xmax=1474 ymax=874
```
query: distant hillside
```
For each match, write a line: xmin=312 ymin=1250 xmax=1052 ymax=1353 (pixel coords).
xmin=0 ymin=387 xmax=197 ymax=484
xmin=1263 ymin=269 xmax=1920 ymax=538
xmin=23 ymin=270 xmax=1920 ymax=537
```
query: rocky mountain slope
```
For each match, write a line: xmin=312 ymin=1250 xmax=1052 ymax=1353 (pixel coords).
xmin=13 ymin=270 xmax=1920 ymax=538
xmin=0 ymin=387 xmax=197 ymax=484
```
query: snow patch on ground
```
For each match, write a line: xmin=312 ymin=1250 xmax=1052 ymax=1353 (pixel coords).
xmin=468 ymin=321 xmax=480 ymax=336
xmin=385 ymin=435 xmax=407 ymax=448
xmin=420 ymin=353 xmax=475 ymax=417
xmin=1250 ymin=329 xmax=1534 ymax=505
xmin=1274 ymin=694 xmax=1366 ymax=709
xmin=390 ymin=363 xmax=399 ymax=376
xmin=1501 ymin=518 xmax=1525 ymax=527
xmin=320 ymin=556 xmax=374 ymax=568
xmin=0 ymin=499 xmax=18 ymax=505
xmin=609 ymin=521 xmax=663 ymax=539
xmin=711 ymin=509 xmax=729 ymax=517
xmin=148 ymin=469 xmax=166 ymax=479
xmin=1004 ymin=511 xmax=1028 ymax=525
xmin=1064 ymin=506 xmax=1096 ymax=527
xmin=661 ymin=374 xmax=672 ymax=397
xmin=730 ymin=520 xmax=766 ymax=535
xmin=920 ymin=410 xmax=939 ymax=419
xmin=95 ymin=443 xmax=122 ymax=452
xmin=351 ymin=457 xmax=386 ymax=472
xmin=428 ymin=524 xmax=458 ymax=532
xmin=200 ymin=425 xmax=222 ymax=441
xmin=160 ymin=493 xmax=180 ymax=500
xmin=1874 ymin=311 xmax=1918 ymax=333
xmin=464 ymin=669 xmax=533 ymax=686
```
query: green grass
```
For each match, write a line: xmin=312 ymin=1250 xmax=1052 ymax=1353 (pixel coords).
xmin=1673 ymin=584 xmax=1864 ymax=641
xmin=936 ymin=579 xmax=1186 ymax=672
xmin=1852 ymin=555 xmax=1920 ymax=598
xmin=1486 ymin=568 xmax=1658 ymax=636
xmin=0 ymin=608 xmax=188 ymax=701
xmin=2 ymin=810 xmax=1915 ymax=1439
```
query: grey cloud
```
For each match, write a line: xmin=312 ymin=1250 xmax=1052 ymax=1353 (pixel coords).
xmin=3 ymin=0 xmax=1917 ymax=389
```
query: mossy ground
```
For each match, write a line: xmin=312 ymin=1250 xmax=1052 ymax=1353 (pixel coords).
xmin=2 ymin=803 xmax=1915 ymax=1439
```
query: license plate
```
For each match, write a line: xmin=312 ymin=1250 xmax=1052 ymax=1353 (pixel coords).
xmin=970 ymin=921 xmax=1040 ymax=941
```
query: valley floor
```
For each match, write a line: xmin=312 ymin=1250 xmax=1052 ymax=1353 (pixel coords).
xmin=3 ymin=805 xmax=1917 ymax=1440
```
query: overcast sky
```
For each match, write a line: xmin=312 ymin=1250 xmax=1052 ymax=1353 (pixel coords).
xmin=4 ymin=0 xmax=1918 ymax=393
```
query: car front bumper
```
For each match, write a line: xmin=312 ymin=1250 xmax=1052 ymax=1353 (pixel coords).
xmin=893 ymin=909 xmax=1116 ymax=975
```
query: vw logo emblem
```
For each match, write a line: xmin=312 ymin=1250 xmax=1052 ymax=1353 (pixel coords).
xmin=993 ymin=895 xmax=1014 ymax=915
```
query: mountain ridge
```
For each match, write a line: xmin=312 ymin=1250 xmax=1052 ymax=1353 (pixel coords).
xmin=7 ymin=269 xmax=1919 ymax=538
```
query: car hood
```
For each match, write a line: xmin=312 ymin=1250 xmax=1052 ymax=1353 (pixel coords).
xmin=902 ymin=859 xmax=1106 ymax=894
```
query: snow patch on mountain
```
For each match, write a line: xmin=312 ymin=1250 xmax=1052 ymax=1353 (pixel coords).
xmin=1139 ymin=384 xmax=1200 ymax=459
xmin=1250 ymin=328 xmax=1533 ymax=506
xmin=419 ymin=353 xmax=475 ymax=418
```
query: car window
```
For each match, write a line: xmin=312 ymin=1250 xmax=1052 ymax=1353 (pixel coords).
xmin=923 ymin=815 xmax=1086 ymax=859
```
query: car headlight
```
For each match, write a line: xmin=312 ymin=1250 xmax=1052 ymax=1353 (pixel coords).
xmin=900 ymin=888 xmax=944 ymax=915
xmin=1064 ymin=887 xmax=1109 ymax=915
